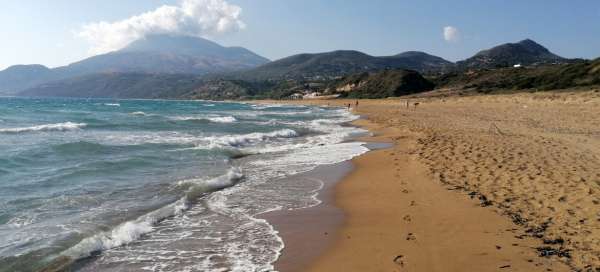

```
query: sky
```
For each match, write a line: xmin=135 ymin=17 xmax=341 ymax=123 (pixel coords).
xmin=1 ymin=0 xmax=599 ymax=70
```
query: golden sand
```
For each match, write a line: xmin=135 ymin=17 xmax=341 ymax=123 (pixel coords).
xmin=264 ymin=90 xmax=600 ymax=271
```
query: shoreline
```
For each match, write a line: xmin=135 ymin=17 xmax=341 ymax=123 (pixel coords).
xmin=259 ymin=140 xmax=392 ymax=272
xmin=306 ymin=116 xmax=570 ymax=272
xmin=259 ymin=161 xmax=351 ymax=272
xmin=254 ymin=92 xmax=598 ymax=271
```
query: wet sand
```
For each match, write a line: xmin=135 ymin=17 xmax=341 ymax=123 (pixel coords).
xmin=259 ymin=90 xmax=600 ymax=271
xmin=260 ymin=162 xmax=351 ymax=272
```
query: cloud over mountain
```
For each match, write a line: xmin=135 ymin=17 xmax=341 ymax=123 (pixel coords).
xmin=443 ymin=26 xmax=460 ymax=42
xmin=78 ymin=0 xmax=245 ymax=55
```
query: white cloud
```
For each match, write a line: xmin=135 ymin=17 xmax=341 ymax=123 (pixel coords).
xmin=77 ymin=0 xmax=245 ymax=55
xmin=443 ymin=26 xmax=460 ymax=42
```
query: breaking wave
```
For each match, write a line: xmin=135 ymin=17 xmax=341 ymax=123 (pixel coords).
xmin=129 ymin=111 xmax=148 ymax=116
xmin=171 ymin=115 xmax=237 ymax=123
xmin=203 ymin=129 xmax=298 ymax=148
xmin=0 ymin=122 xmax=86 ymax=133
xmin=58 ymin=168 xmax=244 ymax=261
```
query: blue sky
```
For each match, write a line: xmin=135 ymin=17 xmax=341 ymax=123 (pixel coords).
xmin=1 ymin=0 xmax=599 ymax=70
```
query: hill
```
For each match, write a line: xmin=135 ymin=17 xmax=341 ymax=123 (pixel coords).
xmin=434 ymin=58 xmax=600 ymax=93
xmin=456 ymin=39 xmax=566 ymax=69
xmin=0 ymin=65 xmax=54 ymax=94
xmin=0 ymin=35 xmax=269 ymax=94
xmin=333 ymin=69 xmax=435 ymax=98
xmin=384 ymin=51 xmax=454 ymax=72
xmin=238 ymin=50 xmax=452 ymax=80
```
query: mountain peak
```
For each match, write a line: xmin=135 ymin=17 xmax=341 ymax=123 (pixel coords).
xmin=518 ymin=38 xmax=537 ymax=45
xmin=394 ymin=51 xmax=430 ymax=57
xmin=458 ymin=39 xmax=564 ymax=68
xmin=2 ymin=64 xmax=50 ymax=73
xmin=121 ymin=34 xmax=223 ymax=55
xmin=516 ymin=39 xmax=551 ymax=53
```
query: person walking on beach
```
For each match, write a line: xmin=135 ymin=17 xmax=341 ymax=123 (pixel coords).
xmin=355 ymin=100 xmax=359 ymax=109
xmin=347 ymin=103 xmax=351 ymax=110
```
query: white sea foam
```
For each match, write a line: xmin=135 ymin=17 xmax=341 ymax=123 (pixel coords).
xmin=202 ymin=129 xmax=298 ymax=148
xmin=261 ymin=110 xmax=313 ymax=116
xmin=59 ymin=168 xmax=244 ymax=261
xmin=207 ymin=116 xmax=237 ymax=123
xmin=250 ymin=103 xmax=306 ymax=110
xmin=170 ymin=115 xmax=237 ymax=123
xmin=178 ymin=167 xmax=244 ymax=200
xmin=0 ymin=122 xmax=86 ymax=133
xmin=129 ymin=111 xmax=148 ymax=116
xmin=104 ymin=103 xmax=120 ymax=107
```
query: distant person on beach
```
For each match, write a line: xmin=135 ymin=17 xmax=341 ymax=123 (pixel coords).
xmin=347 ymin=103 xmax=351 ymax=110
xmin=355 ymin=100 xmax=359 ymax=108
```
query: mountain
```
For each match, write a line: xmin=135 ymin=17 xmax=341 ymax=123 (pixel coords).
xmin=19 ymin=72 xmax=273 ymax=100
xmin=59 ymin=35 xmax=269 ymax=75
xmin=21 ymin=58 xmax=599 ymax=100
xmin=0 ymin=65 xmax=54 ymax=94
xmin=457 ymin=39 xmax=566 ymax=69
xmin=238 ymin=50 xmax=451 ymax=80
xmin=121 ymin=35 xmax=268 ymax=68
xmin=0 ymin=35 xmax=269 ymax=94
xmin=20 ymin=73 xmax=204 ymax=99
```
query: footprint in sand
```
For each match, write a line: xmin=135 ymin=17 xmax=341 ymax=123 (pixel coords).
xmin=393 ymin=255 xmax=405 ymax=267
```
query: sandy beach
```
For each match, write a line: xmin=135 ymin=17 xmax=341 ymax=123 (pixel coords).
xmin=262 ymin=90 xmax=600 ymax=271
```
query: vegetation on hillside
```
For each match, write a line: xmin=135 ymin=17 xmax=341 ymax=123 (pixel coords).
xmin=434 ymin=58 xmax=600 ymax=93
xmin=456 ymin=39 xmax=568 ymax=69
xmin=235 ymin=50 xmax=452 ymax=81
xmin=334 ymin=70 xmax=435 ymax=98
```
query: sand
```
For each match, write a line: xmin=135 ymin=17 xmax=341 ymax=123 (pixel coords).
xmin=260 ymin=162 xmax=350 ymax=272
xmin=262 ymin=90 xmax=600 ymax=271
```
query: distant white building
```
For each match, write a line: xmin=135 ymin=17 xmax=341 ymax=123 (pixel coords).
xmin=303 ymin=92 xmax=320 ymax=99
xmin=289 ymin=93 xmax=303 ymax=100
xmin=513 ymin=64 xmax=522 ymax=68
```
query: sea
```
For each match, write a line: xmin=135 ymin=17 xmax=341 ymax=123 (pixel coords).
xmin=0 ymin=97 xmax=368 ymax=272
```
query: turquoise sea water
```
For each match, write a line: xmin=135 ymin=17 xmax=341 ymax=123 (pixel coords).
xmin=0 ymin=97 xmax=367 ymax=271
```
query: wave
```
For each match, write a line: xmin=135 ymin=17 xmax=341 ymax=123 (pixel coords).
xmin=52 ymin=141 xmax=110 ymax=155
xmin=0 ymin=122 xmax=86 ymax=133
xmin=104 ymin=103 xmax=120 ymax=107
xmin=57 ymin=168 xmax=243 ymax=261
xmin=129 ymin=111 xmax=148 ymax=116
xmin=178 ymin=167 xmax=244 ymax=200
xmin=208 ymin=116 xmax=237 ymax=123
xmin=250 ymin=103 xmax=306 ymax=110
xmin=203 ymin=129 xmax=298 ymax=148
xmin=171 ymin=115 xmax=237 ymax=123
xmin=261 ymin=110 xmax=313 ymax=116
